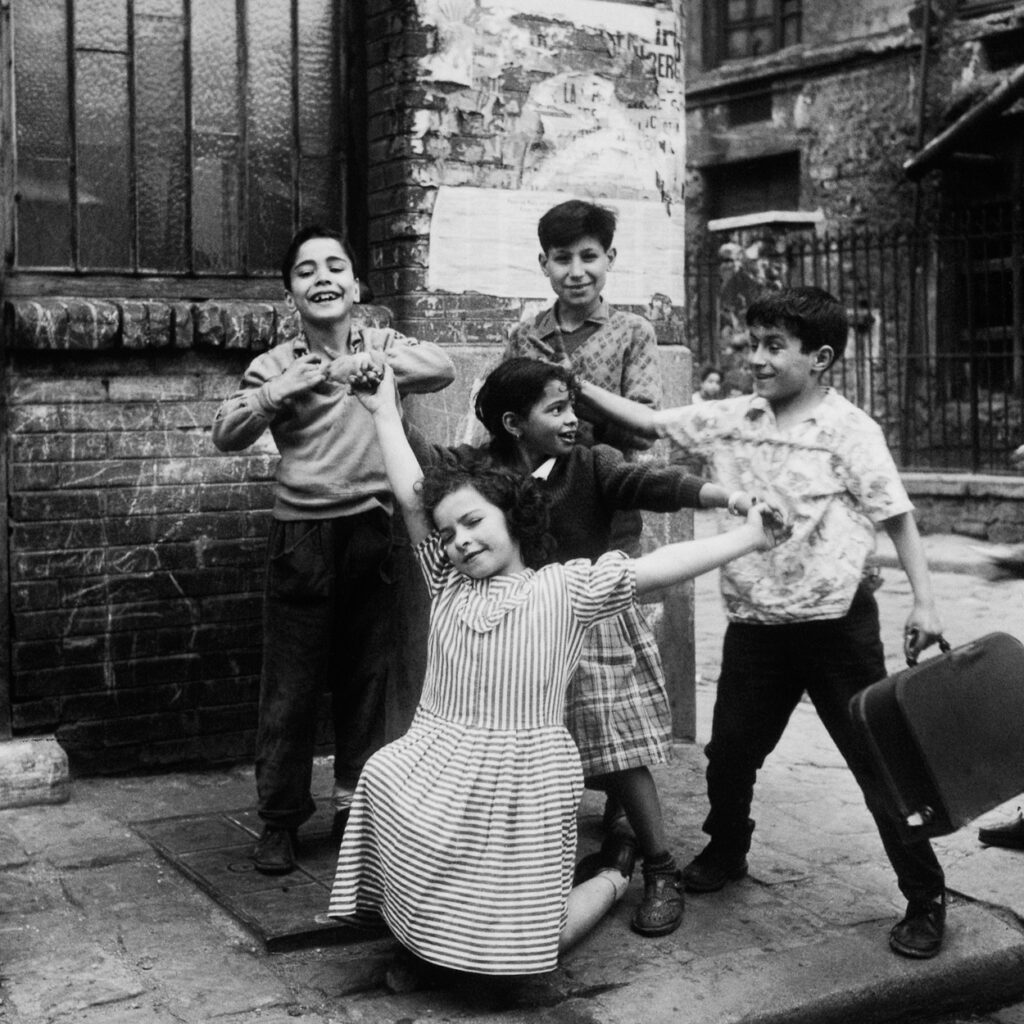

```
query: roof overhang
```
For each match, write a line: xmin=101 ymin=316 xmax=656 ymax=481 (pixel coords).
xmin=903 ymin=63 xmax=1024 ymax=181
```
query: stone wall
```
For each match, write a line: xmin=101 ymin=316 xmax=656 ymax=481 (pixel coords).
xmin=685 ymin=0 xmax=1024 ymax=235
xmin=905 ymin=474 xmax=1024 ymax=544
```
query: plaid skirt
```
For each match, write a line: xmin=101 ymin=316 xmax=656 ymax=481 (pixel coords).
xmin=564 ymin=603 xmax=673 ymax=778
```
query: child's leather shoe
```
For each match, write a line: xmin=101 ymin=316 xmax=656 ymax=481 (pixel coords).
xmin=681 ymin=843 xmax=748 ymax=893
xmin=631 ymin=857 xmax=684 ymax=936
xmin=253 ymin=826 xmax=297 ymax=875
xmin=889 ymin=896 xmax=945 ymax=958
xmin=574 ymin=834 xmax=637 ymax=885
xmin=978 ymin=812 xmax=1024 ymax=850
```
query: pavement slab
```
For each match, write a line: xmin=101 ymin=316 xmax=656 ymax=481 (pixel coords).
xmin=4 ymin=948 xmax=147 ymax=1023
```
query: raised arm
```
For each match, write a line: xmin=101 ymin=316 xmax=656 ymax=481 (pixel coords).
xmin=353 ymin=366 xmax=432 ymax=546
xmin=633 ymin=505 xmax=786 ymax=596
xmin=575 ymin=378 xmax=660 ymax=440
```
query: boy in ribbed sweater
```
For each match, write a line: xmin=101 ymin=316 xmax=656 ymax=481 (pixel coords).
xmin=212 ymin=225 xmax=455 ymax=874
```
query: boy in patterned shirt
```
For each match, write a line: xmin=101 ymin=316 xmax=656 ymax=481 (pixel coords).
xmin=574 ymin=286 xmax=950 ymax=959
xmin=505 ymin=199 xmax=661 ymax=456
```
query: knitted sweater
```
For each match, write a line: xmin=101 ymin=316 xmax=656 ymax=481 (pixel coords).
xmin=212 ymin=326 xmax=455 ymax=519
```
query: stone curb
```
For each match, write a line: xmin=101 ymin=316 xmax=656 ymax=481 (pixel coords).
xmin=0 ymin=737 xmax=69 ymax=809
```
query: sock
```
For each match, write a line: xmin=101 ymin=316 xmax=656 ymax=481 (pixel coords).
xmin=596 ymin=867 xmax=630 ymax=901
xmin=644 ymin=850 xmax=675 ymax=870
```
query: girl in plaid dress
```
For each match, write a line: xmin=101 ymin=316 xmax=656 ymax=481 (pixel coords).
xmin=329 ymin=363 xmax=781 ymax=983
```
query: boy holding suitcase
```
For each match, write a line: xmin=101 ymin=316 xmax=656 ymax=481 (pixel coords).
xmin=573 ymin=286 xmax=949 ymax=958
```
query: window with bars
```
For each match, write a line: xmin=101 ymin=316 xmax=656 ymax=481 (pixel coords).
xmin=705 ymin=0 xmax=801 ymax=68
xmin=10 ymin=0 xmax=353 ymax=282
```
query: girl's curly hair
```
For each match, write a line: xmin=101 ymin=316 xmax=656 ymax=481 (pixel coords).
xmin=418 ymin=458 xmax=554 ymax=570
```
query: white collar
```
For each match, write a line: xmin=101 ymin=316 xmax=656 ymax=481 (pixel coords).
xmin=531 ymin=457 xmax=557 ymax=480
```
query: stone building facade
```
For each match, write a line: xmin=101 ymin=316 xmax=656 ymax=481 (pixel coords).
xmin=682 ymin=0 xmax=1024 ymax=535
xmin=685 ymin=0 xmax=1024 ymax=234
xmin=0 ymin=0 xmax=692 ymax=774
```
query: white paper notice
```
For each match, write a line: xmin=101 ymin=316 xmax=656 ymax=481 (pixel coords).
xmin=427 ymin=187 xmax=686 ymax=307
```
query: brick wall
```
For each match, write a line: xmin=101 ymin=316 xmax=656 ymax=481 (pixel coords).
xmin=3 ymin=300 xmax=390 ymax=773
xmin=7 ymin=350 xmax=263 ymax=772
xmin=904 ymin=474 xmax=1024 ymax=544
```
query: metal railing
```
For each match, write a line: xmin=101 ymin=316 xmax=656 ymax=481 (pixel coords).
xmin=685 ymin=216 xmax=1024 ymax=474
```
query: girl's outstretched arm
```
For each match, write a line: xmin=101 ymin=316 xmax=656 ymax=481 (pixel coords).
xmin=352 ymin=365 xmax=432 ymax=546
xmin=633 ymin=505 xmax=788 ymax=596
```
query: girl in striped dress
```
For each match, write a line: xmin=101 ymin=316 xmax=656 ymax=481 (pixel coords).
xmin=327 ymin=364 xmax=782 ymax=979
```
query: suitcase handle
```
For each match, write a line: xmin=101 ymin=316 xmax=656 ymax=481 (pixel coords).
xmin=905 ymin=634 xmax=951 ymax=667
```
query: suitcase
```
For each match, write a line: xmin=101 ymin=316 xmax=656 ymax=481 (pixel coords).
xmin=850 ymin=631 xmax=1024 ymax=840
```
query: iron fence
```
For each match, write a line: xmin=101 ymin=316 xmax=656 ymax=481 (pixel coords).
xmin=685 ymin=216 xmax=1023 ymax=474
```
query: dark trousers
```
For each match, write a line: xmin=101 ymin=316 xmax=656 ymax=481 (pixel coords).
xmin=704 ymin=585 xmax=945 ymax=904
xmin=255 ymin=510 xmax=393 ymax=829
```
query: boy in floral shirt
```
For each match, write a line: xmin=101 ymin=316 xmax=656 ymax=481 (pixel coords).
xmin=574 ymin=286 xmax=949 ymax=959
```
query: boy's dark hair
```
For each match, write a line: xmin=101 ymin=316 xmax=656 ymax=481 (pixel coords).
xmin=280 ymin=224 xmax=358 ymax=289
xmin=419 ymin=462 xmax=554 ymax=570
xmin=745 ymin=286 xmax=848 ymax=361
xmin=537 ymin=200 xmax=616 ymax=253
xmin=475 ymin=358 xmax=574 ymax=459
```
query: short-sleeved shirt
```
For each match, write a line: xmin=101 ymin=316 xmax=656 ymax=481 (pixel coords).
xmin=655 ymin=389 xmax=913 ymax=623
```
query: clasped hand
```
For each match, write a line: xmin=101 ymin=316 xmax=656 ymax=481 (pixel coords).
xmin=747 ymin=500 xmax=792 ymax=550
xmin=351 ymin=363 xmax=396 ymax=412
xmin=326 ymin=350 xmax=386 ymax=392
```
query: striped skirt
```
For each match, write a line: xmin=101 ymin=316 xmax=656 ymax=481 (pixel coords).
xmin=327 ymin=707 xmax=584 ymax=975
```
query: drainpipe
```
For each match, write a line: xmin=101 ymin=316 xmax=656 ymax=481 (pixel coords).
xmin=903 ymin=0 xmax=934 ymax=465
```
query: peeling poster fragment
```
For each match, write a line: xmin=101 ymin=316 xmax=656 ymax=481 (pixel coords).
xmin=419 ymin=0 xmax=685 ymax=304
